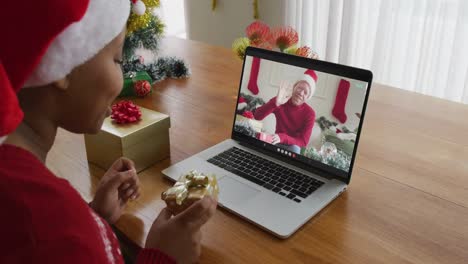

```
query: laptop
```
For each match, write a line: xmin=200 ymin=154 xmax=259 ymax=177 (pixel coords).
xmin=162 ymin=46 xmax=373 ymax=238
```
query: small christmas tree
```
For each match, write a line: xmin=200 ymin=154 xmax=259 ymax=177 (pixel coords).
xmin=122 ymin=0 xmax=190 ymax=85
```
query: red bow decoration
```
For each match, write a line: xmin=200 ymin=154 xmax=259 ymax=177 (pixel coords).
xmin=111 ymin=100 xmax=142 ymax=124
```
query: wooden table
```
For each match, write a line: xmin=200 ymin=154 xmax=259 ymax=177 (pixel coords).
xmin=48 ymin=37 xmax=468 ymax=263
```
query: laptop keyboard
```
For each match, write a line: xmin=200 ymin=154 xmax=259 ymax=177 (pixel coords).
xmin=207 ymin=147 xmax=324 ymax=203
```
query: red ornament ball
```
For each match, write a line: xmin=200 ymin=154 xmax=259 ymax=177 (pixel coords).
xmin=111 ymin=100 xmax=142 ymax=124
xmin=134 ymin=80 xmax=151 ymax=97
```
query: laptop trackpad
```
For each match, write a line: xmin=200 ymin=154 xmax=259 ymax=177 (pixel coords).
xmin=218 ymin=176 xmax=260 ymax=205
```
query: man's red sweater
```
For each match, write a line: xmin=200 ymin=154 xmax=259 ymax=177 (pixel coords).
xmin=0 ymin=144 xmax=175 ymax=264
xmin=253 ymin=97 xmax=315 ymax=147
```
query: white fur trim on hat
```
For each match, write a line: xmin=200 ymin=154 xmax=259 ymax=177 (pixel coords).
xmin=24 ymin=0 xmax=130 ymax=87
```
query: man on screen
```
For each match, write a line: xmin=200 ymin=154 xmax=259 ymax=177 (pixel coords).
xmin=253 ymin=69 xmax=317 ymax=154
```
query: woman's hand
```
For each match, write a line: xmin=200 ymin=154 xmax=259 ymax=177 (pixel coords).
xmin=90 ymin=157 xmax=140 ymax=224
xmin=275 ymin=80 xmax=294 ymax=106
xmin=145 ymin=197 xmax=217 ymax=264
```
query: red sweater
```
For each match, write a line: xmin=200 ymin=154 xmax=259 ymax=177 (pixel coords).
xmin=0 ymin=144 xmax=175 ymax=264
xmin=253 ymin=97 xmax=315 ymax=147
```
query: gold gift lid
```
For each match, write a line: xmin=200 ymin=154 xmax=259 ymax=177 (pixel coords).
xmin=101 ymin=107 xmax=170 ymax=148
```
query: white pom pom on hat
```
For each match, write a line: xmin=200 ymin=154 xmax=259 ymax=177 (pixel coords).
xmin=132 ymin=0 xmax=146 ymax=16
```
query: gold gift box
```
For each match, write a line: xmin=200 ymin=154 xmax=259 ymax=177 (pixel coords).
xmin=84 ymin=106 xmax=170 ymax=173
xmin=162 ymin=170 xmax=219 ymax=215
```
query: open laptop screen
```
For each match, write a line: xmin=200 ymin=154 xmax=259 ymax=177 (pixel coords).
xmin=232 ymin=49 xmax=371 ymax=181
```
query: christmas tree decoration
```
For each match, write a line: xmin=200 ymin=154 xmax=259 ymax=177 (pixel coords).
xmin=309 ymin=50 xmax=319 ymax=60
xmin=269 ymin=26 xmax=299 ymax=52
xmin=123 ymin=0 xmax=190 ymax=90
xmin=124 ymin=18 xmax=164 ymax=59
xmin=341 ymin=126 xmax=352 ymax=133
xmin=286 ymin=46 xmax=314 ymax=58
xmin=303 ymin=146 xmax=351 ymax=172
xmin=119 ymin=71 xmax=152 ymax=97
xmin=233 ymin=21 xmax=318 ymax=59
xmin=285 ymin=46 xmax=299 ymax=55
xmin=332 ymin=79 xmax=351 ymax=123
xmin=247 ymin=57 xmax=261 ymax=95
xmin=232 ymin=37 xmax=251 ymax=60
xmin=134 ymin=80 xmax=152 ymax=97
xmin=253 ymin=41 xmax=273 ymax=50
xmin=320 ymin=142 xmax=338 ymax=159
xmin=122 ymin=56 xmax=190 ymax=84
xmin=316 ymin=116 xmax=339 ymax=131
xmin=246 ymin=21 xmax=270 ymax=46
xmin=237 ymin=92 xmax=266 ymax=113
xmin=131 ymin=0 xmax=146 ymax=15
xmin=126 ymin=0 xmax=160 ymax=33
xmin=237 ymin=96 xmax=248 ymax=110
xmin=234 ymin=119 xmax=257 ymax=137
xmin=162 ymin=170 xmax=219 ymax=215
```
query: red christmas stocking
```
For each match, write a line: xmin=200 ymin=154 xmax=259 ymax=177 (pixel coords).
xmin=247 ymin=57 xmax=260 ymax=95
xmin=332 ymin=79 xmax=350 ymax=123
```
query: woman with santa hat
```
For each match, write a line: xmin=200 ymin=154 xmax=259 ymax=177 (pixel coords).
xmin=0 ymin=1 xmax=216 ymax=263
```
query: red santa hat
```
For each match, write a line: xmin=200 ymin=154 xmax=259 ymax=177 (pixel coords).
xmin=295 ymin=69 xmax=318 ymax=100
xmin=0 ymin=0 xmax=130 ymax=142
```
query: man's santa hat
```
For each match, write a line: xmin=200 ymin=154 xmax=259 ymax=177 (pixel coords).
xmin=0 ymin=0 xmax=131 ymax=142
xmin=295 ymin=69 xmax=318 ymax=100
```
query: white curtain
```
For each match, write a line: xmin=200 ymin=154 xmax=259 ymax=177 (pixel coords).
xmin=159 ymin=0 xmax=187 ymax=38
xmin=284 ymin=0 xmax=468 ymax=104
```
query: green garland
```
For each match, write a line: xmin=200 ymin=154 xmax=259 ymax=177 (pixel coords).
xmin=122 ymin=2 xmax=189 ymax=86
xmin=233 ymin=120 xmax=257 ymax=137
xmin=122 ymin=57 xmax=190 ymax=84
xmin=238 ymin=92 xmax=266 ymax=113
xmin=316 ymin=116 xmax=338 ymax=130
xmin=123 ymin=17 xmax=165 ymax=61
xmin=303 ymin=147 xmax=351 ymax=172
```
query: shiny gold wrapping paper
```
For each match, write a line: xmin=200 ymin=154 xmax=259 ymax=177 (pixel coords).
xmin=84 ymin=107 xmax=170 ymax=173
xmin=162 ymin=170 xmax=219 ymax=215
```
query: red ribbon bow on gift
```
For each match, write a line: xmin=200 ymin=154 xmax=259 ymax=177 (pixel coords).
xmin=111 ymin=100 xmax=142 ymax=124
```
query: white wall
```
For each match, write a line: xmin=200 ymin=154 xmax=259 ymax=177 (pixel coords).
xmin=160 ymin=0 xmax=187 ymax=38
xmin=184 ymin=0 xmax=284 ymax=47
xmin=240 ymin=56 xmax=368 ymax=149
